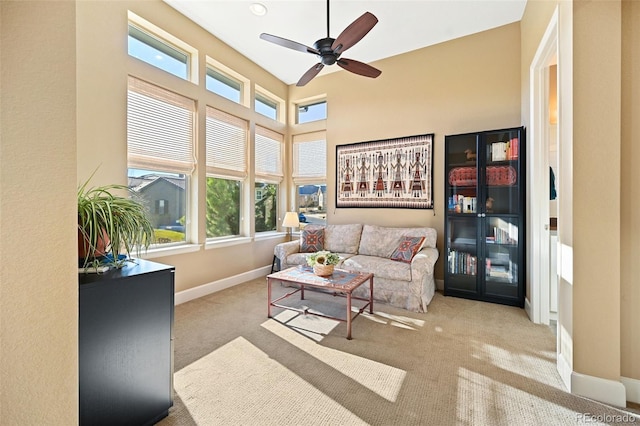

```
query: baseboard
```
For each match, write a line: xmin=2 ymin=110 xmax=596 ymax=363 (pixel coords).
xmin=435 ymin=278 xmax=444 ymax=291
xmin=557 ymin=350 xmax=572 ymax=391
xmin=571 ymin=371 xmax=627 ymax=407
xmin=622 ymin=376 xmax=640 ymax=404
xmin=524 ymin=297 xmax=533 ymax=321
xmin=174 ymin=265 xmax=271 ymax=305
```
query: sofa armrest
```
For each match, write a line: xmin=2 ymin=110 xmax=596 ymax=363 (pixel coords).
xmin=274 ymin=240 xmax=301 ymax=263
xmin=410 ymin=247 xmax=439 ymax=278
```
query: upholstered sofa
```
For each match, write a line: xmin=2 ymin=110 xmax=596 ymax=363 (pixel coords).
xmin=274 ymin=224 xmax=439 ymax=313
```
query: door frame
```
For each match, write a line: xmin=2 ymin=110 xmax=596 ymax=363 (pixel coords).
xmin=528 ymin=7 xmax=558 ymax=325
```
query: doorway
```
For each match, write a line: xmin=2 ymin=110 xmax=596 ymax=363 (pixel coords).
xmin=528 ymin=7 xmax=559 ymax=327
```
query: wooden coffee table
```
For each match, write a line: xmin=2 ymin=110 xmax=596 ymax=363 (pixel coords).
xmin=267 ymin=266 xmax=374 ymax=340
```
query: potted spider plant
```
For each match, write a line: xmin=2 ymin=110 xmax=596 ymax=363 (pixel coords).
xmin=78 ymin=176 xmax=155 ymax=270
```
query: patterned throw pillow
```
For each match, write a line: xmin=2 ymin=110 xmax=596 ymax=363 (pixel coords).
xmin=300 ymin=228 xmax=325 ymax=253
xmin=390 ymin=236 xmax=426 ymax=263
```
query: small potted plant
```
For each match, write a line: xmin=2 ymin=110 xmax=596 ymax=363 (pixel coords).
xmin=306 ymin=250 xmax=340 ymax=276
xmin=78 ymin=176 xmax=155 ymax=271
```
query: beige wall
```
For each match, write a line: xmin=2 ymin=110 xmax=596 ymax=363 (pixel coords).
xmin=0 ymin=1 xmax=78 ymax=423
xmin=290 ymin=23 xmax=522 ymax=279
xmin=572 ymin=0 xmax=622 ymax=382
xmin=76 ymin=1 xmax=289 ymax=292
xmin=521 ymin=0 xmax=640 ymax=392
xmin=621 ymin=0 xmax=640 ymax=381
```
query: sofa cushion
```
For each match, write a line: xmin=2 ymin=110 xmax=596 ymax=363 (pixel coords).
xmin=359 ymin=225 xmax=437 ymax=257
xmin=324 ymin=224 xmax=363 ymax=254
xmin=390 ymin=236 xmax=425 ymax=263
xmin=300 ymin=227 xmax=324 ymax=253
xmin=342 ymin=255 xmax=412 ymax=282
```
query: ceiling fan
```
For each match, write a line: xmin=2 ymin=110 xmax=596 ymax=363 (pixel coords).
xmin=259 ymin=0 xmax=382 ymax=86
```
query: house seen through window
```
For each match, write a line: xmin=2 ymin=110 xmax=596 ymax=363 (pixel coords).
xmin=128 ymin=169 xmax=187 ymax=244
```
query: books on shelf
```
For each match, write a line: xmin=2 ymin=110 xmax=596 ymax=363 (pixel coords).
xmin=448 ymin=250 xmax=477 ymax=276
xmin=448 ymin=194 xmax=477 ymax=213
xmin=486 ymin=260 xmax=517 ymax=283
xmin=492 ymin=224 xmax=518 ymax=244
xmin=490 ymin=138 xmax=519 ymax=162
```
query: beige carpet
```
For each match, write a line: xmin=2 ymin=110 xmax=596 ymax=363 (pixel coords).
xmin=157 ymin=277 xmax=639 ymax=426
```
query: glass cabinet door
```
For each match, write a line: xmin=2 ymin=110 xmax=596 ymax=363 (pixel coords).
xmin=446 ymin=133 xmax=478 ymax=215
xmin=446 ymin=217 xmax=479 ymax=293
xmin=484 ymin=216 xmax=520 ymax=298
xmin=483 ymin=129 xmax=521 ymax=215
xmin=445 ymin=132 xmax=480 ymax=295
xmin=482 ymin=129 xmax=522 ymax=302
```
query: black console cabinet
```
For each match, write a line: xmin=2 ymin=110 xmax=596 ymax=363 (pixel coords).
xmin=79 ymin=259 xmax=175 ymax=426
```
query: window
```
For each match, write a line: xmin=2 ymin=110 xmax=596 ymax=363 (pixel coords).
xmin=206 ymin=177 xmax=241 ymax=238
xmin=255 ymin=92 xmax=277 ymax=120
xmin=206 ymin=67 xmax=241 ymax=104
xmin=205 ymin=57 xmax=249 ymax=106
xmin=127 ymin=77 xmax=195 ymax=245
xmin=205 ymin=107 xmax=248 ymax=238
xmin=255 ymin=126 xmax=283 ymax=232
xmin=128 ymin=24 xmax=189 ymax=80
xmin=155 ymin=199 xmax=167 ymax=215
xmin=254 ymin=182 xmax=278 ymax=232
xmin=297 ymin=100 xmax=327 ymax=124
xmin=293 ymin=132 xmax=327 ymax=226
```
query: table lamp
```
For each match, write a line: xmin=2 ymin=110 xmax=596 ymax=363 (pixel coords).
xmin=282 ymin=211 xmax=300 ymax=241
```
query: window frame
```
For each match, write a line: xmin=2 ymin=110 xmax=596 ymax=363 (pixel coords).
xmin=127 ymin=77 xmax=195 ymax=247
xmin=128 ymin=11 xmax=198 ymax=83
xmin=205 ymin=107 xmax=249 ymax=240
xmin=292 ymin=131 xmax=327 ymax=227
xmin=255 ymin=85 xmax=285 ymax=123
xmin=206 ymin=57 xmax=250 ymax=107
xmin=296 ymin=99 xmax=327 ymax=124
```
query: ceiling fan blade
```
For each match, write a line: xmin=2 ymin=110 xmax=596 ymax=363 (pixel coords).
xmin=297 ymin=63 xmax=324 ymax=86
xmin=260 ymin=33 xmax=319 ymax=55
xmin=331 ymin=12 xmax=378 ymax=54
xmin=336 ymin=58 xmax=381 ymax=78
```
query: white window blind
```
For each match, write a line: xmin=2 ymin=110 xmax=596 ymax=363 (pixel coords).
xmin=127 ymin=77 xmax=195 ymax=173
xmin=292 ymin=131 xmax=326 ymax=183
xmin=255 ymin=126 xmax=283 ymax=181
xmin=206 ymin=106 xmax=248 ymax=178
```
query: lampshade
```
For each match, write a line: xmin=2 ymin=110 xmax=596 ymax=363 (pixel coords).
xmin=282 ymin=211 xmax=300 ymax=228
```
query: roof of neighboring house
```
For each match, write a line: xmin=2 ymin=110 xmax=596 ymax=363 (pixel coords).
xmin=128 ymin=174 xmax=186 ymax=192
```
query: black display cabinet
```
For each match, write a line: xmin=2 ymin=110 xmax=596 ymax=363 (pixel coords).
xmin=79 ymin=259 xmax=175 ymax=425
xmin=444 ymin=127 xmax=525 ymax=307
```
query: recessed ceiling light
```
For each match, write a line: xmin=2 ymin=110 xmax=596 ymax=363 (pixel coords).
xmin=250 ymin=3 xmax=267 ymax=16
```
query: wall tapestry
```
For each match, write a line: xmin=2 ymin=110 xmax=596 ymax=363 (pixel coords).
xmin=336 ymin=133 xmax=434 ymax=209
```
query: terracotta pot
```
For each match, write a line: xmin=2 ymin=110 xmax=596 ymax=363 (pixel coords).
xmin=78 ymin=228 xmax=109 ymax=260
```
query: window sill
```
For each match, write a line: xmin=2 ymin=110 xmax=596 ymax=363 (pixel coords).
xmin=141 ymin=243 xmax=201 ymax=259
xmin=205 ymin=236 xmax=252 ymax=250
xmin=254 ymin=231 xmax=286 ymax=242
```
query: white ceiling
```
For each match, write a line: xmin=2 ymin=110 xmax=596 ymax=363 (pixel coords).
xmin=164 ymin=0 xmax=527 ymax=85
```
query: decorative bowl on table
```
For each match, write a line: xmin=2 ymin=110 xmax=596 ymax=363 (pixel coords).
xmin=313 ymin=264 xmax=335 ymax=276
xmin=307 ymin=250 xmax=339 ymax=276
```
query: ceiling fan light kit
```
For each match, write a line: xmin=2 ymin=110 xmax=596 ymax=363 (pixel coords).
xmin=259 ymin=0 xmax=381 ymax=86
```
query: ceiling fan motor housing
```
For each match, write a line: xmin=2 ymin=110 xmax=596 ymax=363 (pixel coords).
xmin=313 ymin=38 xmax=339 ymax=65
